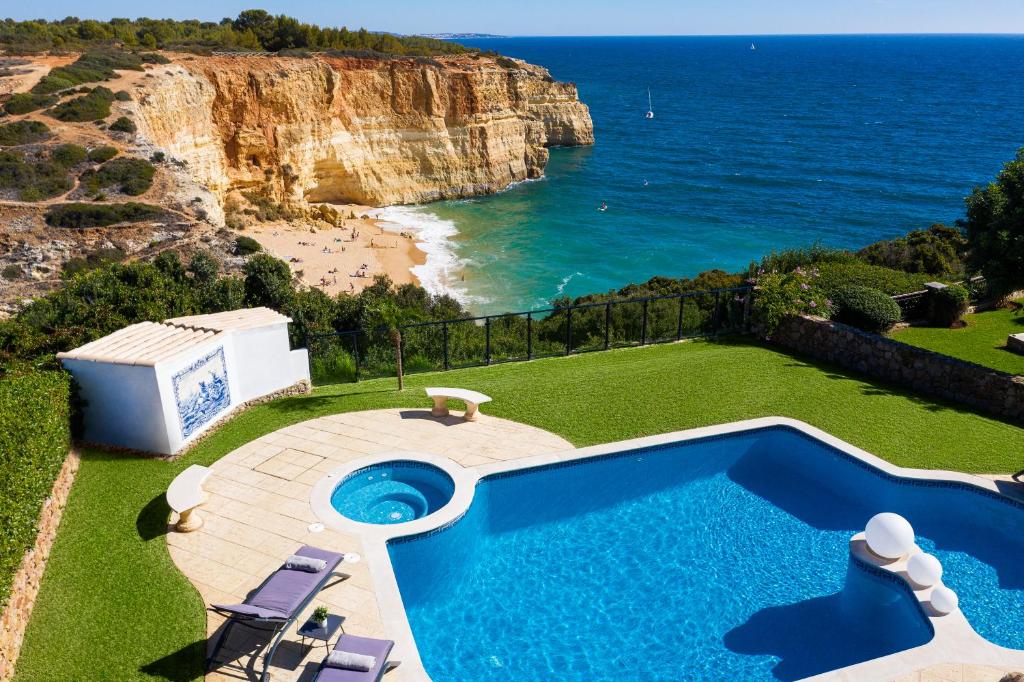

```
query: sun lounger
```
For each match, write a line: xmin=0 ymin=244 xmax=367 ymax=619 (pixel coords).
xmin=313 ymin=634 xmax=401 ymax=682
xmin=207 ymin=545 xmax=348 ymax=682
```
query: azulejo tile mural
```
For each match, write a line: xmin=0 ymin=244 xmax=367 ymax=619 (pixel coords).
xmin=173 ymin=346 xmax=231 ymax=438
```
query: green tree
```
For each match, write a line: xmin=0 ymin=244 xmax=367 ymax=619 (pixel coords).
xmin=964 ymin=148 xmax=1024 ymax=298
xmin=242 ymin=253 xmax=293 ymax=309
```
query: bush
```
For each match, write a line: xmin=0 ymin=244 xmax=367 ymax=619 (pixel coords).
xmin=831 ymin=285 xmax=902 ymax=332
xmin=751 ymin=243 xmax=857 ymax=275
xmin=751 ymin=268 xmax=833 ymax=335
xmin=61 ymin=246 xmax=126 ymax=276
xmin=0 ymin=119 xmax=50 ymax=145
xmin=31 ymin=50 xmax=143 ymax=94
xmin=858 ymin=224 xmax=968 ymax=276
xmin=44 ymin=202 xmax=163 ymax=228
xmin=928 ymin=284 xmax=970 ymax=328
xmin=108 ymin=116 xmax=136 ymax=133
xmin=140 ymin=52 xmax=171 ymax=64
xmin=234 ymin=235 xmax=263 ymax=255
xmin=3 ymin=93 xmax=57 ymax=116
xmin=150 ymin=151 xmax=165 ymax=163
xmin=46 ymin=87 xmax=115 ymax=122
xmin=0 ymin=151 xmax=73 ymax=201
xmin=114 ymin=90 xmax=132 ymax=101
xmin=50 ymin=143 xmax=88 ymax=167
xmin=86 ymin=145 xmax=117 ymax=163
xmin=0 ymin=369 xmax=71 ymax=611
xmin=817 ymin=262 xmax=933 ymax=296
xmin=965 ymin=147 xmax=1024 ymax=298
xmin=2 ymin=264 xmax=21 ymax=280
xmin=80 ymin=157 xmax=155 ymax=196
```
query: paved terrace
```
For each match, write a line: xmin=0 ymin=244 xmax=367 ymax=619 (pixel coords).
xmin=167 ymin=408 xmax=572 ymax=682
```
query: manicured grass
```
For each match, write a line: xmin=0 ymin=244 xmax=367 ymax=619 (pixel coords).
xmin=890 ymin=300 xmax=1024 ymax=375
xmin=14 ymin=339 xmax=1024 ymax=681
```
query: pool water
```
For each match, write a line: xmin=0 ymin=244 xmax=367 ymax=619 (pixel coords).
xmin=388 ymin=427 xmax=1024 ymax=681
xmin=331 ymin=462 xmax=455 ymax=525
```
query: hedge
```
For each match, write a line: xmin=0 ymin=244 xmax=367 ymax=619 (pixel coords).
xmin=0 ymin=369 xmax=71 ymax=610
xmin=928 ymin=284 xmax=970 ymax=327
xmin=831 ymin=284 xmax=903 ymax=332
xmin=817 ymin=262 xmax=934 ymax=296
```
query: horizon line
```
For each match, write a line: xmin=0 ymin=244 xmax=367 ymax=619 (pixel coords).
xmin=438 ymin=32 xmax=1024 ymax=38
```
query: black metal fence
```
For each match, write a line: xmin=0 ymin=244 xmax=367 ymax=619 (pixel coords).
xmin=306 ymin=286 xmax=754 ymax=384
xmin=891 ymin=276 xmax=986 ymax=321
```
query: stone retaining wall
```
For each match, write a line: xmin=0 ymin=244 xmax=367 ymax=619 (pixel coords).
xmin=0 ymin=450 xmax=80 ymax=681
xmin=772 ymin=315 xmax=1024 ymax=424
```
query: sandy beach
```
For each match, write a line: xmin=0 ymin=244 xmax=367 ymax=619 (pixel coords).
xmin=245 ymin=204 xmax=425 ymax=296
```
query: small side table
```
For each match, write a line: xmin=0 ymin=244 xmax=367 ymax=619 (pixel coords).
xmin=297 ymin=614 xmax=345 ymax=654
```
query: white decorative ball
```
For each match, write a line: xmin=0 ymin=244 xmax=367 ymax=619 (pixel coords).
xmin=907 ymin=553 xmax=943 ymax=587
xmin=930 ymin=585 xmax=959 ymax=614
xmin=864 ymin=512 xmax=916 ymax=559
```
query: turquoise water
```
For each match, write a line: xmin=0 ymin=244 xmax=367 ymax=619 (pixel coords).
xmin=331 ymin=462 xmax=455 ymax=524
xmin=385 ymin=36 xmax=1024 ymax=314
xmin=388 ymin=427 xmax=1024 ymax=681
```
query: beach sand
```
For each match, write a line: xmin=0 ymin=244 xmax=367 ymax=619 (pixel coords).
xmin=245 ymin=204 xmax=425 ymax=296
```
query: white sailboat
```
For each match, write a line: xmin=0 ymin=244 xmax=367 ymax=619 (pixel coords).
xmin=645 ymin=88 xmax=654 ymax=119
xmin=750 ymin=42 xmax=757 ymax=51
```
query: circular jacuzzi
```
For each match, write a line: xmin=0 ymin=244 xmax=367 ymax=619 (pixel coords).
xmin=330 ymin=461 xmax=456 ymax=525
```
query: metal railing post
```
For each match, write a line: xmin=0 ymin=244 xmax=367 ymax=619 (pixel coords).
xmin=526 ymin=313 xmax=533 ymax=360
xmin=641 ymin=299 xmax=649 ymax=345
xmin=565 ymin=307 xmax=573 ymax=356
xmin=484 ymin=317 xmax=491 ymax=365
xmin=712 ymin=291 xmax=721 ymax=334
xmin=676 ymin=295 xmax=685 ymax=340
xmin=442 ymin=322 xmax=449 ymax=371
xmin=603 ymin=303 xmax=611 ymax=350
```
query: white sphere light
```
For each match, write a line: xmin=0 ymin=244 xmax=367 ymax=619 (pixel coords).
xmin=906 ymin=553 xmax=943 ymax=587
xmin=930 ymin=585 xmax=959 ymax=614
xmin=864 ymin=512 xmax=916 ymax=559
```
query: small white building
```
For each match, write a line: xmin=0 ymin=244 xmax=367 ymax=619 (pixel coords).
xmin=57 ymin=307 xmax=310 ymax=455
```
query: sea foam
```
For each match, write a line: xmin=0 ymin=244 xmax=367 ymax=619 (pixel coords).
xmin=369 ymin=205 xmax=480 ymax=306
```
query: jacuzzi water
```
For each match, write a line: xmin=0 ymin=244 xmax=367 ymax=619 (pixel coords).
xmin=331 ymin=461 xmax=455 ymax=525
xmin=388 ymin=427 xmax=1024 ymax=681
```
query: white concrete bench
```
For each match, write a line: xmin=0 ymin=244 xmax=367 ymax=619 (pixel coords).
xmin=166 ymin=464 xmax=212 ymax=532
xmin=426 ymin=387 xmax=492 ymax=422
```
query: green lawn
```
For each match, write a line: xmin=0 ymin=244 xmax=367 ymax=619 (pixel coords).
xmin=14 ymin=339 xmax=1024 ymax=681
xmin=890 ymin=301 xmax=1024 ymax=375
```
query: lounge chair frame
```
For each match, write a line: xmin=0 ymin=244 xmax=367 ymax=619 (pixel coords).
xmin=206 ymin=568 xmax=349 ymax=682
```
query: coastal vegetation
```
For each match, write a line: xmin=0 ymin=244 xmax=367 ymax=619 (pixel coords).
xmin=0 ymin=150 xmax=73 ymax=201
xmin=964 ymin=149 xmax=1024 ymax=298
xmin=31 ymin=51 xmax=144 ymax=94
xmin=108 ymin=116 xmax=136 ymax=133
xmin=45 ymin=86 xmax=115 ymax=122
xmin=79 ymin=156 xmax=155 ymax=196
xmin=44 ymin=202 xmax=163 ymax=228
xmin=12 ymin=340 xmax=1024 ymax=681
xmin=0 ymin=120 xmax=50 ymax=146
xmin=0 ymin=12 xmax=474 ymax=56
xmin=86 ymin=145 xmax=117 ymax=163
xmin=2 ymin=93 xmax=58 ymax=116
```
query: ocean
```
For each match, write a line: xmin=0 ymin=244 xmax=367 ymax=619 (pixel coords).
xmin=377 ymin=35 xmax=1024 ymax=315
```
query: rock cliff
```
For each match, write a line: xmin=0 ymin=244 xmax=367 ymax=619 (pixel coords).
xmin=133 ymin=53 xmax=594 ymax=207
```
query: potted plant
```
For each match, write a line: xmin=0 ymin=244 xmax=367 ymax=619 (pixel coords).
xmin=312 ymin=605 xmax=328 ymax=629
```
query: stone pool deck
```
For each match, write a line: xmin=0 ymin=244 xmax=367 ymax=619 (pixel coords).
xmin=167 ymin=408 xmax=571 ymax=682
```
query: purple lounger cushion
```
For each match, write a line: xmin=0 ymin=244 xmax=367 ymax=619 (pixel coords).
xmin=316 ymin=635 xmax=395 ymax=682
xmin=213 ymin=545 xmax=344 ymax=619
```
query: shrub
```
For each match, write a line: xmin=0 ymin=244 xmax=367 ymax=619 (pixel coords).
xmin=831 ymin=285 xmax=902 ymax=332
xmin=2 ymin=93 xmax=57 ymax=116
xmin=751 ymin=268 xmax=833 ymax=335
xmin=80 ymin=157 xmax=155 ymax=196
xmin=31 ymin=50 xmax=143 ymax=94
xmin=86 ymin=145 xmax=117 ymax=163
xmin=140 ymin=52 xmax=171 ymax=64
xmin=234 ymin=235 xmax=263 ymax=255
xmin=751 ymin=243 xmax=857 ymax=275
xmin=108 ymin=116 xmax=136 ymax=133
xmin=0 ymin=119 xmax=50 ymax=145
xmin=150 ymin=151 xmax=165 ymax=163
xmin=114 ymin=90 xmax=132 ymax=101
xmin=965 ymin=147 xmax=1024 ymax=298
xmin=0 ymin=369 xmax=71 ymax=611
xmin=61 ymin=246 xmax=126 ymax=276
xmin=816 ymin=262 xmax=933 ymax=296
xmin=0 ymin=151 xmax=73 ymax=201
xmin=45 ymin=202 xmax=163 ymax=228
xmin=928 ymin=284 xmax=970 ymax=328
xmin=50 ymin=143 xmax=88 ymax=167
xmin=46 ymin=87 xmax=115 ymax=122
xmin=2 ymin=264 xmax=21 ymax=280
xmin=858 ymin=224 xmax=968 ymax=276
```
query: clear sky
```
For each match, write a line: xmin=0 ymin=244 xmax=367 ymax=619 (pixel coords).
xmin=5 ymin=1 xmax=1024 ymax=37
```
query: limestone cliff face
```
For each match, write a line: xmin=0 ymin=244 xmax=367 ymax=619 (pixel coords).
xmin=134 ymin=54 xmax=593 ymax=207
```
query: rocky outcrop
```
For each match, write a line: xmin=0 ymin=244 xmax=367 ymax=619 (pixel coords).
xmin=133 ymin=54 xmax=594 ymax=207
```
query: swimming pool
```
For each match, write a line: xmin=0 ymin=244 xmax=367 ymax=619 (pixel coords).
xmin=330 ymin=461 xmax=455 ymax=525
xmin=387 ymin=426 xmax=1024 ymax=681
